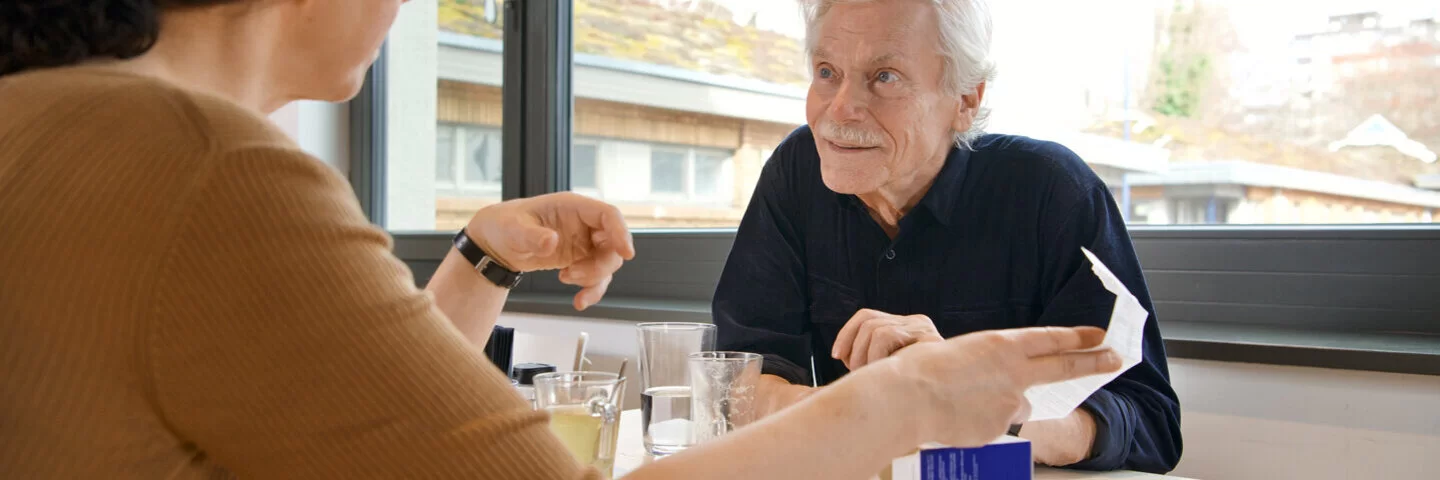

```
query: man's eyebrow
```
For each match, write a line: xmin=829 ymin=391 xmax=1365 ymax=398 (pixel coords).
xmin=870 ymin=52 xmax=906 ymax=66
xmin=812 ymin=47 xmax=832 ymax=61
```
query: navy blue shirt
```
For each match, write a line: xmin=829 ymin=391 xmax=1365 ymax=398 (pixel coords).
xmin=712 ymin=127 xmax=1182 ymax=473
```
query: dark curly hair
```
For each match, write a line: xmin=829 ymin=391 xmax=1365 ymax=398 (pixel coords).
xmin=0 ymin=0 xmax=240 ymax=76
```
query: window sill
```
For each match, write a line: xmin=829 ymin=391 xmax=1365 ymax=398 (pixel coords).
xmin=503 ymin=294 xmax=1440 ymax=377
xmin=1161 ymin=320 xmax=1440 ymax=376
xmin=506 ymin=293 xmax=711 ymax=323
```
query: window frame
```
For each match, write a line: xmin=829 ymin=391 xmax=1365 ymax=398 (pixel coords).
xmin=358 ymin=0 xmax=1440 ymax=376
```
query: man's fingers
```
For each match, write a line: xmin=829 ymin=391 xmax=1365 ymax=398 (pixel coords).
xmin=1024 ymin=349 xmax=1122 ymax=386
xmin=848 ymin=318 xmax=886 ymax=370
xmin=864 ymin=328 xmax=905 ymax=369
xmin=1003 ymin=326 xmax=1107 ymax=358
xmin=832 ymin=309 xmax=877 ymax=360
xmin=573 ymin=275 xmax=613 ymax=311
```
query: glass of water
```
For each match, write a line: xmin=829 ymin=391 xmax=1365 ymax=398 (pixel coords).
xmin=688 ymin=351 xmax=763 ymax=446
xmin=635 ymin=322 xmax=716 ymax=456
xmin=533 ymin=372 xmax=626 ymax=478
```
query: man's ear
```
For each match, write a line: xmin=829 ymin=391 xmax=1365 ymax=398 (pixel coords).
xmin=951 ymin=82 xmax=986 ymax=133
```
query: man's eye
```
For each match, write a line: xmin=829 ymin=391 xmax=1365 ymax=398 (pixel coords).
xmin=818 ymin=67 xmax=835 ymax=79
xmin=876 ymin=71 xmax=899 ymax=83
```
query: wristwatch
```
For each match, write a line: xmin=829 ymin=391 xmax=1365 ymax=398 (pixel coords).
xmin=453 ymin=228 xmax=525 ymax=289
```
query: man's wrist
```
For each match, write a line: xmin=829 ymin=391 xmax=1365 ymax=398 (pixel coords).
xmin=1071 ymin=406 xmax=1100 ymax=461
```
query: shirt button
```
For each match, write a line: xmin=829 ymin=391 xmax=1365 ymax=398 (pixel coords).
xmin=884 ymin=250 xmax=897 ymax=260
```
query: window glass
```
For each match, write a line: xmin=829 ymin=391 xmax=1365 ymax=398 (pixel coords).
xmin=569 ymin=0 xmax=806 ymax=228
xmin=397 ymin=0 xmax=1440 ymax=231
xmin=572 ymin=142 xmax=599 ymax=191
xmin=385 ymin=0 xmax=506 ymax=231
xmin=650 ymin=150 xmax=687 ymax=195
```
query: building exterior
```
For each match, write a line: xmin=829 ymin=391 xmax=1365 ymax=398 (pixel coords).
xmin=429 ymin=0 xmax=1440 ymax=229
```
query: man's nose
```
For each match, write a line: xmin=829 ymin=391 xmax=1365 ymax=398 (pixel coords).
xmin=827 ymin=77 xmax=869 ymax=123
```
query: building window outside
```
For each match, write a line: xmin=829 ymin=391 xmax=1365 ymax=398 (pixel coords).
xmin=572 ymin=142 xmax=600 ymax=192
xmin=399 ymin=0 xmax=1440 ymax=232
xmin=649 ymin=149 xmax=687 ymax=195
xmin=436 ymin=123 xmax=502 ymax=197
xmin=433 ymin=124 xmax=733 ymax=207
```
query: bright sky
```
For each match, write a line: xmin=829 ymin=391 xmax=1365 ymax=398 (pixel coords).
xmin=701 ymin=0 xmax=1440 ymax=43
xmin=690 ymin=0 xmax=1439 ymax=132
xmin=1227 ymin=0 xmax=1439 ymax=45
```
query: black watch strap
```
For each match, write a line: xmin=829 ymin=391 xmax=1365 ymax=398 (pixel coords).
xmin=453 ymin=229 xmax=524 ymax=289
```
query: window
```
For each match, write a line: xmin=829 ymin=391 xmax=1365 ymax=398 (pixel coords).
xmin=568 ymin=0 xmax=806 ymax=228
xmin=983 ymin=0 xmax=1439 ymax=226
xmin=462 ymin=126 xmax=502 ymax=188
xmin=649 ymin=150 xmax=686 ymax=195
xmin=364 ymin=0 xmax=1440 ymax=344
xmin=379 ymin=0 xmax=506 ymax=231
xmin=565 ymin=136 xmax=734 ymax=214
xmin=643 ymin=147 xmax=732 ymax=202
xmin=433 ymin=124 xmax=502 ymax=196
xmin=572 ymin=142 xmax=599 ymax=192
xmin=694 ymin=152 xmax=728 ymax=198
xmin=374 ymin=0 xmax=1440 ymax=231
xmin=436 ymin=126 xmax=456 ymax=184
xmin=1170 ymin=197 xmax=1235 ymax=224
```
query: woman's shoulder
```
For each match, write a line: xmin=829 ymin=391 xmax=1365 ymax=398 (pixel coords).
xmin=2 ymin=66 xmax=296 ymax=155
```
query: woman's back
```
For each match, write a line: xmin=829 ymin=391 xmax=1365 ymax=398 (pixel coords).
xmin=0 ymin=67 xmax=272 ymax=478
xmin=0 ymin=67 xmax=595 ymax=479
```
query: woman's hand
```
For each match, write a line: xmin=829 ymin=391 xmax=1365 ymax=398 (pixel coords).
xmin=466 ymin=192 xmax=636 ymax=310
xmin=837 ymin=326 xmax=1120 ymax=450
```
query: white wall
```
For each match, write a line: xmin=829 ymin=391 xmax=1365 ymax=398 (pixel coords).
xmin=496 ymin=312 xmax=1440 ymax=480
xmin=383 ymin=0 xmax=439 ymax=231
xmin=268 ymin=101 xmax=350 ymax=172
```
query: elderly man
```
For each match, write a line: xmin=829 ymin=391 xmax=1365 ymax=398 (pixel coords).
xmin=712 ymin=0 xmax=1182 ymax=473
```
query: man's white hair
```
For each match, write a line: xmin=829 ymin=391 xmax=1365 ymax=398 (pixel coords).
xmin=802 ymin=0 xmax=997 ymax=151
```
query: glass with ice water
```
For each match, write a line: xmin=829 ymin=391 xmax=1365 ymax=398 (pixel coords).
xmin=688 ymin=351 xmax=763 ymax=445
xmin=635 ymin=322 xmax=716 ymax=456
xmin=533 ymin=372 xmax=626 ymax=478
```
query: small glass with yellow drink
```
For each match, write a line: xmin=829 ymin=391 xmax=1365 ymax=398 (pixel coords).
xmin=533 ymin=372 xmax=626 ymax=478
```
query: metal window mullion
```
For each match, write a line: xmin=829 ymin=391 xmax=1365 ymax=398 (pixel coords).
xmin=500 ymin=0 xmax=525 ymax=200
xmin=349 ymin=44 xmax=388 ymax=226
xmin=502 ymin=0 xmax=572 ymax=200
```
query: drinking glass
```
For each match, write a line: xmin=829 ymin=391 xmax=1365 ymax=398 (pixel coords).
xmin=533 ymin=372 xmax=626 ymax=478
xmin=636 ymin=322 xmax=716 ymax=455
xmin=687 ymin=351 xmax=763 ymax=445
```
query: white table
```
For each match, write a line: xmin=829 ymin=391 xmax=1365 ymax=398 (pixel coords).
xmin=613 ymin=410 xmax=1191 ymax=479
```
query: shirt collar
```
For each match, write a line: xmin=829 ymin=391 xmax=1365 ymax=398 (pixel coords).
xmin=915 ymin=146 xmax=971 ymax=226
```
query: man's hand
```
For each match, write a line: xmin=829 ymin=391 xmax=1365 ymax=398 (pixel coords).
xmin=753 ymin=374 xmax=817 ymax=420
xmin=831 ymin=309 xmax=944 ymax=370
xmin=1019 ymin=408 xmax=1100 ymax=466
xmin=466 ymin=192 xmax=636 ymax=310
